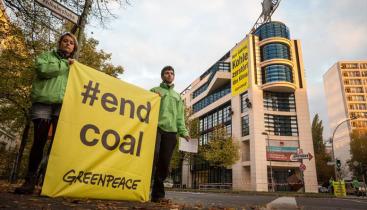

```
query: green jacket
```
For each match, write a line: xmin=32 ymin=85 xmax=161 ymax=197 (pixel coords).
xmin=151 ymin=83 xmax=189 ymax=137
xmin=31 ymin=50 xmax=70 ymax=104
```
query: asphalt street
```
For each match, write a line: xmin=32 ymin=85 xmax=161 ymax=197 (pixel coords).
xmin=166 ymin=191 xmax=367 ymax=210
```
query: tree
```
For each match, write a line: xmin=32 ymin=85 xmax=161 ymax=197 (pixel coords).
xmin=201 ymin=125 xmax=239 ymax=168
xmin=349 ymin=130 xmax=367 ymax=180
xmin=311 ymin=114 xmax=334 ymax=184
xmin=3 ymin=0 xmax=131 ymax=58
xmin=0 ymin=9 xmax=124 ymax=181
xmin=78 ymin=37 xmax=124 ymax=77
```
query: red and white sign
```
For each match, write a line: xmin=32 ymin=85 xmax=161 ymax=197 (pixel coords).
xmin=267 ymin=152 xmax=298 ymax=162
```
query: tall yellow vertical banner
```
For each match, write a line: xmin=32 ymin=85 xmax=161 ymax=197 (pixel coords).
xmin=41 ymin=62 xmax=160 ymax=201
xmin=231 ymin=37 xmax=249 ymax=96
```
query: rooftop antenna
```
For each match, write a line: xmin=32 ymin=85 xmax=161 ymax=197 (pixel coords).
xmin=251 ymin=0 xmax=281 ymax=33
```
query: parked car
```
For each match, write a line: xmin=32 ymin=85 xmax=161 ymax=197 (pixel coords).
xmin=163 ymin=178 xmax=174 ymax=188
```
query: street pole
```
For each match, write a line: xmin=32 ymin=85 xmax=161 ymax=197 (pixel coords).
xmin=330 ymin=116 xmax=358 ymax=180
xmin=262 ymin=132 xmax=274 ymax=192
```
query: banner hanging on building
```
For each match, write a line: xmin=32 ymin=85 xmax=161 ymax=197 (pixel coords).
xmin=231 ymin=37 xmax=249 ymax=96
xmin=41 ymin=62 xmax=160 ymax=202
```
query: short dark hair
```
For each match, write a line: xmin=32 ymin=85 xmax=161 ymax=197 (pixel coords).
xmin=161 ymin=66 xmax=175 ymax=77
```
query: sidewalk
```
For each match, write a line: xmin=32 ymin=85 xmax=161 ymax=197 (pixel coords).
xmin=0 ymin=181 xmax=242 ymax=210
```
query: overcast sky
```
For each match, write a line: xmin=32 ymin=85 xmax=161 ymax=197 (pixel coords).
xmin=88 ymin=0 xmax=367 ymax=138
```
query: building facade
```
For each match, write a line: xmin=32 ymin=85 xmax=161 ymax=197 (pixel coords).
xmin=323 ymin=61 xmax=367 ymax=170
xmin=180 ymin=21 xmax=318 ymax=192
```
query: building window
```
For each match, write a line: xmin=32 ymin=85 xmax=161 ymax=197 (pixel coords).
xmin=218 ymin=109 xmax=223 ymax=124
xmin=213 ymin=112 xmax=218 ymax=127
xmin=343 ymin=71 xmax=361 ymax=77
xmin=261 ymin=43 xmax=291 ymax=61
xmin=192 ymin=62 xmax=230 ymax=99
xmin=264 ymin=114 xmax=298 ymax=136
xmin=344 ymin=79 xmax=362 ymax=85
xmin=193 ymin=84 xmax=231 ymax=113
xmin=199 ymin=104 xmax=231 ymax=133
xmin=207 ymin=114 xmax=213 ymax=129
xmin=262 ymin=64 xmax=293 ymax=84
xmin=225 ymin=124 xmax=232 ymax=137
xmin=352 ymin=120 xmax=367 ymax=128
xmin=223 ymin=106 xmax=232 ymax=123
xmin=263 ymin=91 xmax=296 ymax=112
xmin=192 ymin=84 xmax=208 ymax=99
xmin=241 ymin=91 xmax=249 ymax=113
xmin=254 ymin=22 xmax=290 ymax=41
xmin=242 ymin=115 xmax=249 ymax=136
xmin=349 ymin=104 xmax=367 ymax=110
xmin=199 ymin=119 xmax=203 ymax=132
xmin=345 ymin=87 xmax=364 ymax=93
xmin=347 ymin=95 xmax=365 ymax=102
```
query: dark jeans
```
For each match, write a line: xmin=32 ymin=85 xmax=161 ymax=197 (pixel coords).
xmin=151 ymin=128 xmax=177 ymax=200
xmin=25 ymin=117 xmax=58 ymax=182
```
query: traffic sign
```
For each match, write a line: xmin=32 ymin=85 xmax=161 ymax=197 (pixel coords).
xmin=291 ymin=152 xmax=313 ymax=161
xmin=36 ymin=0 xmax=79 ymax=24
xmin=299 ymin=163 xmax=306 ymax=171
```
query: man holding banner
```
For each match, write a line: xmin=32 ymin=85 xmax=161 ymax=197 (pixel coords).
xmin=150 ymin=66 xmax=190 ymax=202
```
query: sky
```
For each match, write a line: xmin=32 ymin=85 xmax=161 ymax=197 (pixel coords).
xmin=88 ymin=0 xmax=367 ymax=138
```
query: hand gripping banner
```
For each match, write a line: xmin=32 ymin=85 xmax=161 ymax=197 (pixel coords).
xmin=41 ymin=62 xmax=160 ymax=201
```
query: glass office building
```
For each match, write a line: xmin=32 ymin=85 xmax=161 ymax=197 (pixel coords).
xmin=180 ymin=21 xmax=317 ymax=192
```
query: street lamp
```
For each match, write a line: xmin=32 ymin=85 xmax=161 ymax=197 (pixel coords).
xmin=330 ymin=116 xmax=358 ymax=180
xmin=262 ymin=131 xmax=274 ymax=192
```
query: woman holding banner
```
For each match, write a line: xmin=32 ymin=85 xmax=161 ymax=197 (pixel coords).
xmin=15 ymin=32 xmax=78 ymax=194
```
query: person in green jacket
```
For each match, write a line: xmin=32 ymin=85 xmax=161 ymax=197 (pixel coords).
xmin=15 ymin=32 xmax=78 ymax=194
xmin=150 ymin=66 xmax=190 ymax=202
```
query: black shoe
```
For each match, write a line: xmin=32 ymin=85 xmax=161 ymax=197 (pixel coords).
xmin=14 ymin=181 xmax=35 ymax=194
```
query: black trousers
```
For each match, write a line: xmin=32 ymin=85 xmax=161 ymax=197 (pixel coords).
xmin=25 ymin=117 xmax=58 ymax=181
xmin=151 ymin=128 xmax=177 ymax=200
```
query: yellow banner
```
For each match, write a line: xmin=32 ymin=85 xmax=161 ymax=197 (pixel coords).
xmin=41 ymin=62 xmax=160 ymax=201
xmin=333 ymin=181 xmax=346 ymax=197
xmin=231 ymin=37 xmax=249 ymax=96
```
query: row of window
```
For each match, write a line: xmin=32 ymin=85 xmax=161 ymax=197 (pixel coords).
xmin=192 ymin=62 xmax=230 ymax=99
xmin=350 ymin=112 xmax=367 ymax=118
xmin=344 ymin=79 xmax=363 ymax=85
xmin=199 ymin=105 xmax=232 ymax=132
xmin=345 ymin=87 xmax=364 ymax=93
xmin=342 ymin=71 xmax=367 ymax=77
xmin=262 ymin=64 xmax=293 ymax=84
xmin=254 ymin=22 xmax=290 ymax=41
xmin=263 ymin=91 xmax=296 ymax=112
xmin=351 ymin=120 xmax=367 ymax=128
xmin=347 ymin=95 xmax=365 ymax=102
xmin=199 ymin=124 xmax=232 ymax=146
xmin=341 ymin=63 xmax=367 ymax=69
xmin=264 ymin=114 xmax=298 ymax=136
xmin=261 ymin=43 xmax=291 ymax=61
xmin=192 ymin=84 xmax=231 ymax=113
xmin=349 ymin=103 xmax=367 ymax=110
